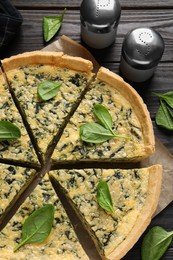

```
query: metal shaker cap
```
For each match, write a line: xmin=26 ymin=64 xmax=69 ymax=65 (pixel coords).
xmin=122 ymin=27 xmax=165 ymax=69
xmin=80 ymin=0 xmax=121 ymax=33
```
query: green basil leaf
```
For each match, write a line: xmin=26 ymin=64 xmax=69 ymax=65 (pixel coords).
xmin=155 ymin=100 xmax=173 ymax=131
xmin=141 ymin=226 xmax=173 ymax=260
xmin=0 ymin=121 xmax=21 ymax=141
xmin=38 ymin=80 xmax=62 ymax=101
xmin=93 ymin=104 xmax=113 ymax=133
xmin=97 ymin=180 xmax=114 ymax=212
xmin=153 ymin=91 xmax=173 ymax=109
xmin=14 ymin=204 xmax=54 ymax=252
xmin=80 ymin=104 xmax=128 ymax=144
xmin=80 ymin=122 xmax=114 ymax=144
xmin=43 ymin=8 xmax=66 ymax=42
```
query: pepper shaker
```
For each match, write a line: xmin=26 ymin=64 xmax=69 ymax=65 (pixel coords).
xmin=119 ymin=27 xmax=165 ymax=82
xmin=80 ymin=0 xmax=121 ymax=49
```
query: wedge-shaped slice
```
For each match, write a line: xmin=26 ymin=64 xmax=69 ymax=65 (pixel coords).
xmin=2 ymin=51 xmax=93 ymax=161
xmin=50 ymin=165 xmax=162 ymax=260
xmin=0 ymin=173 xmax=89 ymax=260
xmin=51 ymin=67 xmax=154 ymax=165
xmin=0 ymin=72 xmax=39 ymax=167
xmin=0 ymin=163 xmax=36 ymax=226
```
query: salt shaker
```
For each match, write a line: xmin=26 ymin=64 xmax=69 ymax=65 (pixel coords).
xmin=80 ymin=0 xmax=121 ymax=49
xmin=119 ymin=27 xmax=165 ymax=82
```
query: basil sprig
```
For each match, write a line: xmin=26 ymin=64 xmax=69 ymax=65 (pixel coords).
xmin=80 ymin=104 xmax=127 ymax=143
xmin=14 ymin=204 xmax=54 ymax=252
xmin=43 ymin=8 xmax=67 ymax=42
xmin=153 ymin=91 xmax=173 ymax=131
xmin=0 ymin=121 xmax=21 ymax=141
xmin=141 ymin=226 xmax=173 ymax=260
xmin=96 ymin=180 xmax=114 ymax=213
xmin=80 ymin=123 xmax=115 ymax=144
xmin=38 ymin=80 xmax=62 ymax=101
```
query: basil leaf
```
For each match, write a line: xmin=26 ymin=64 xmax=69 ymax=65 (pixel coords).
xmin=0 ymin=121 xmax=21 ymax=141
xmin=155 ymin=100 xmax=173 ymax=131
xmin=141 ymin=226 xmax=173 ymax=260
xmin=80 ymin=104 xmax=128 ymax=144
xmin=97 ymin=180 xmax=114 ymax=212
xmin=14 ymin=204 xmax=54 ymax=252
xmin=80 ymin=122 xmax=114 ymax=144
xmin=43 ymin=8 xmax=66 ymax=42
xmin=38 ymin=80 xmax=62 ymax=101
xmin=94 ymin=104 xmax=113 ymax=133
xmin=153 ymin=91 xmax=173 ymax=109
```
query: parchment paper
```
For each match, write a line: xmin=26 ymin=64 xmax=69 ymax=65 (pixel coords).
xmin=43 ymin=35 xmax=173 ymax=216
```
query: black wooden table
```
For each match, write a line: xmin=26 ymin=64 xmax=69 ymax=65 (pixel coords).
xmin=2 ymin=0 xmax=173 ymax=259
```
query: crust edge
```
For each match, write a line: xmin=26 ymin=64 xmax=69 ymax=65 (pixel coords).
xmin=2 ymin=51 xmax=93 ymax=74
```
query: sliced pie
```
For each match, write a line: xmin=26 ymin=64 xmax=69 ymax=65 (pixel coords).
xmin=0 ymin=50 xmax=161 ymax=259
xmin=2 ymin=51 xmax=93 ymax=161
xmin=0 ymin=173 xmax=89 ymax=260
xmin=49 ymin=165 xmax=162 ymax=259
xmin=0 ymin=71 xmax=39 ymax=167
xmin=51 ymin=67 xmax=155 ymax=165
xmin=0 ymin=163 xmax=36 ymax=226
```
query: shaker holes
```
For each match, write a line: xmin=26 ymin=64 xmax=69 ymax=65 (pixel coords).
xmin=96 ymin=0 xmax=111 ymax=17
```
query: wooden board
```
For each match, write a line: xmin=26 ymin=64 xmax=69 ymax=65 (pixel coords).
xmin=1 ymin=1 xmax=173 ymax=259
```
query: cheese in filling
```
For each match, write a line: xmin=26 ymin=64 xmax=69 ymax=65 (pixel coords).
xmin=51 ymin=80 xmax=145 ymax=163
xmin=0 ymin=75 xmax=39 ymax=165
xmin=0 ymin=174 xmax=89 ymax=260
xmin=6 ymin=65 xmax=92 ymax=159
xmin=0 ymin=163 xmax=36 ymax=225
xmin=49 ymin=166 xmax=160 ymax=258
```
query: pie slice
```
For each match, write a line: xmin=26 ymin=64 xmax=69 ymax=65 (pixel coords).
xmin=49 ymin=165 xmax=162 ymax=259
xmin=2 ymin=51 xmax=93 ymax=161
xmin=0 ymin=71 xmax=39 ymax=167
xmin=51 ymin=67 xmax=155 ymax=165
xmin=0 ymin=173 xmax=89 ymax=260
xmin=0 ymin=162 xmax=36 ymax=226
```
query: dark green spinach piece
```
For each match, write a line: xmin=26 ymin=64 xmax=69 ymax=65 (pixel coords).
xmin=141 ymin=226 xmax=173 ymax=260
xmin=43 ymin=8 xmax=66 ymax=42
xmin=0 ymin=121 xmax=21 ymax=141
xmin=14 ymin=204 xmax=54 ymax=252
xmin=97 ymin=180 xmax=114 ymax=212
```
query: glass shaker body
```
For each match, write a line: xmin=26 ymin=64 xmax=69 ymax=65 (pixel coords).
xmin=80 ymin=0 xmax=121 ymax=49
xmin=120 ymin=28 xmax=165 ymax=82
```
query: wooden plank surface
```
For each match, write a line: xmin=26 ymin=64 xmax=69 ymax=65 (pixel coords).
xmin=11 ymin=0 xmax=173 ymax=9
xmin=2 ymin=1 xmax=173 ymax=259
xmin=2 ymin=9 xmax=173 ymax=62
